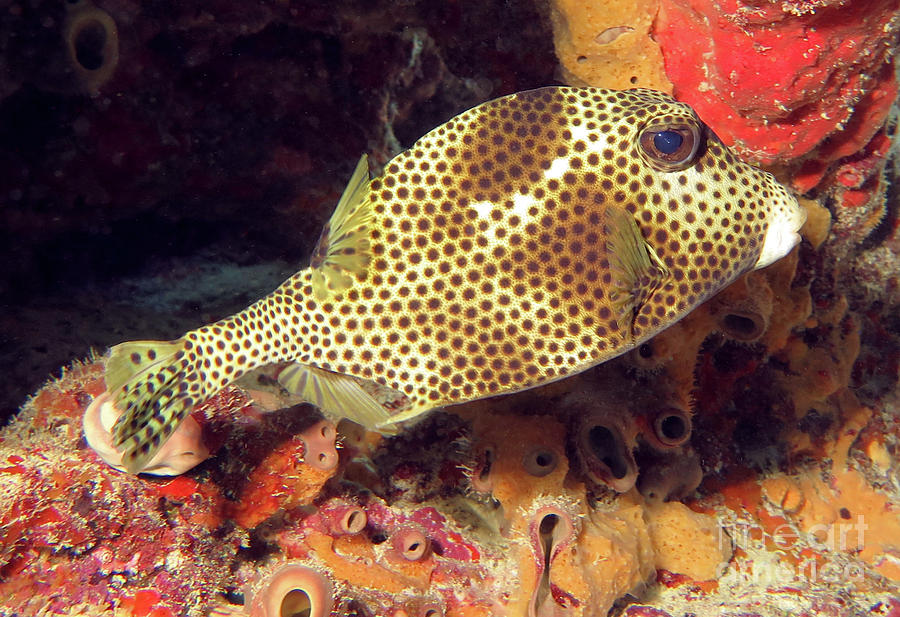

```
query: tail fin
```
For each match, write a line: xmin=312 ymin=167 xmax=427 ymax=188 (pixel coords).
xmin=105 ymin=339 xmax=195 ymax=473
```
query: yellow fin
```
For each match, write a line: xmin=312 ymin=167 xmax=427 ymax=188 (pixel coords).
xmin=278 ymin=363 xmax=393 ymax=429
xmin=373 ymin=399 xmax=437 ymax=429
xmin=106 ymin=339 xmax=195 ymax=474
xmin=310 ymin=155 xmax=374 ymax=300
xmin=605 ymin=208 xmax=670 ymax=326
xmin=106 ymin=339 xmax=181 ymax=393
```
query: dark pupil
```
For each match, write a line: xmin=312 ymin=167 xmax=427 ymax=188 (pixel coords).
xmin=653 ymin=130 xmax=683 ymax=154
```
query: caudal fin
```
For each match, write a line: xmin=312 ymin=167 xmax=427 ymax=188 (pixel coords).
xmin=106 ymin=338 xmax=196 ymax=473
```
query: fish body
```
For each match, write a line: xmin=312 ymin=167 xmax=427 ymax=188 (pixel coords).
xmin=106 ymin=87 xmax=805 ymax=473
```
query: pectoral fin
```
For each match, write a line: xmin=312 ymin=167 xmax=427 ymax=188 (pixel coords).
xmin=605 ymin=208 xmax=670 ymax=330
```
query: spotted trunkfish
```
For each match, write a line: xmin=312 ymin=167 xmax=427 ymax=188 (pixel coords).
xmin=103 ymin=86 xmax=805 ymax=473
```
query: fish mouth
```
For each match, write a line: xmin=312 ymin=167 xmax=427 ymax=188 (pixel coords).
xmin=755 ymin=185 xmax=806 ymax=269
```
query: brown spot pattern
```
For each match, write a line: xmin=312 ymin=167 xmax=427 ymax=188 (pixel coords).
xmin=158 ymin=87 xmax=796 ymax=420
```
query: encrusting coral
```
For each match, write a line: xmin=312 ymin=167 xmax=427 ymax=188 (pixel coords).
xmin=2 ymin=199 xmax=899 ymax=615
xmin=0 ymin=362 xmax=244 ymax=617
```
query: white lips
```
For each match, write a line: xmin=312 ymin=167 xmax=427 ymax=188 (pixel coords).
xmin=755 ymin=190 xmax=806 ymax=269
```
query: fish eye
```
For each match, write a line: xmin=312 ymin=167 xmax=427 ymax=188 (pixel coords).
xmin=638 ymin=123 xmax=702 ymax=171
xmin=653 ymin=130 xmax=683 ymax=154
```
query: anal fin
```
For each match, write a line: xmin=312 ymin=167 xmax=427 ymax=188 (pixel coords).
xmin=278 ymin=363 xmax=393 ymax=430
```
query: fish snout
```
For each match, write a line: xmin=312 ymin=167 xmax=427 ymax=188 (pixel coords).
xmin=754 ymin=178 xmax=806 ymax=269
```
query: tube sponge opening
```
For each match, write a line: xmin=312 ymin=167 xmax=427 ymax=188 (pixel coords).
xmin=575 ymin=415 xmax=638 ymax=493
xmin=63 ymin=1 xmax=119 ymax=94
xmin=247 ymin=564 xmax=334 ymax=617
xmin=391 ymin=527 xmax=430 ymax=562
xmin=650 ymin=407 xmax=692 ymax=448
xmin=299 ymin=420 xmax=339 ymax=471
xmin=720 ymin=310 xmax=769 ymax=342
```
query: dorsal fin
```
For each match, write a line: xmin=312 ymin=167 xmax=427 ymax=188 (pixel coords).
xmin=605 ymin=207 xmax=670 ymax=330
xmin=309 ymin=154 xmax=374 ymax=300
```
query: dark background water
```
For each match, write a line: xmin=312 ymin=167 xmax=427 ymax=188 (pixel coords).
xmin=0 ymin=0 xmax=559 ymax=423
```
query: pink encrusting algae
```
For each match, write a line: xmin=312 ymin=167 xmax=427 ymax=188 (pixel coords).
xmin=0 ymin=362 xmax=241 ymax=616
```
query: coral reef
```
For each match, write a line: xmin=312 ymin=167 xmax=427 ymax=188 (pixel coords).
xmin=2 ymin=197 xmax=898 ymax=615
xmin=0 ymin=362 xmax=244 ymax=616
xmin=2 ymin=1 xmax=899 ymax=616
